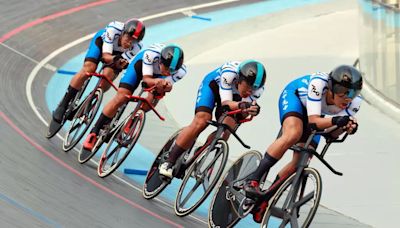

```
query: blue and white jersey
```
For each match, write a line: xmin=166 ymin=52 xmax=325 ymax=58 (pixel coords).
xmin=101 ymin=21 xmax=143 ymax=61
xmin=141 ymin=43 xmax=187 ymax=83
xmin=215 ymin=61 xmax=264 ymax=103
xmin=288 ymin=72 xmax=362 ymax=116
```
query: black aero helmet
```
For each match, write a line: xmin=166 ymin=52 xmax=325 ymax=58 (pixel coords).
xmin=123 ymin=18 xmax=145 ymax=41
xmin=329 ymin=65 xmax=363 ymax=99
xmin=238 ymin=60 xmax=266 ymax=89
xmin=160 ymin=44 xmax=184 ymax=73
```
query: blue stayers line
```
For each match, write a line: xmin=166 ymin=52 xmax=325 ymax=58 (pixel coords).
xmin=57 ymin=69 xmax=77 ymax=75
xmin=0 ymin=192 xmax=61 ymax=228
xmin=191 ymin=15 xmax=212 ymax=21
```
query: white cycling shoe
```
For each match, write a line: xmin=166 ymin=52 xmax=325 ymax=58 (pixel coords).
xmin=159 ymin=162 xmax=173 ymax=178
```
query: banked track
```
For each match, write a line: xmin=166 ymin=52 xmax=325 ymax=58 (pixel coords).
xmin=0 ymin=0 xmax=254 ymax=227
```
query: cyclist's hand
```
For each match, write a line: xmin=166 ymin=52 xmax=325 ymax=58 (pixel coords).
xmin=155 ymin=79 xmax=164 ymax=93
xmin=113 ymin=55 xmax=129 ymax=70
xmin=119 ymin=59 xmax=129 ymax=69
xmin=332 ymin=115 xmax=351 ymax=128
xmin=346 ymin=117 xmax=358 ymax=134
xmin=164 ymin=81 xmax=173 ymax=92
xmin=238 ymin=101 xmax=251 ymax=111
xmin=247 ymin=102 xmax=260 ymax=116
xmin=332 ymin=116 xmax=358 ymax=134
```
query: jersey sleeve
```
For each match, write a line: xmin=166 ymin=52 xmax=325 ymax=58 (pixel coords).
xmin=142 ymin=50 xmax=157 ymax=76
xmin=306 ymin=77 xmax=327 ymax=116
xmin=219 ymin=71 xmax=236 ymax=103
xmin=102 ymin=24 xmax=117 ymax=54
xmin=164 ymin=64 xmax=187 ymax=84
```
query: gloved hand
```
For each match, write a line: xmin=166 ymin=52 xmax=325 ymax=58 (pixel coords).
xmin=331 ymin=116 xmax=351 ymax=127
xmin=238 ymin=102 xmax=251 ymax=110
xmin=248 ymin=103 xmax=261 ymax=116
xmin=113 ymin=55 xmax=128 ymax=70
xmin=349 ymin=122 xmax=358 ymax=134
xmin=332 ymin=116 xmax=358 ymax=134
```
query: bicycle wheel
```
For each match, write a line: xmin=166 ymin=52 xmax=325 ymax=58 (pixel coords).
xmin=63 ymin=88 xmax=103 ymax=152
xmin=261 ymin=168 xmax=322 ymax=228
xmin=143 ymin=129 xmax=182 ymax=199
xmin=175 ymin=139 xmax=228 ymax=217
xmin=97 ymin=110 xmax=145 ymax=178
xmin=208 ymin=150 xmax=262 ymax=228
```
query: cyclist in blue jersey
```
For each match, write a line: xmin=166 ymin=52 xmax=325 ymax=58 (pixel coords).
xmin=159 ymin=60 xmax=267 ymax=178
xmin=83 ymin=43 xmax=186 ymax=150
xmin=243 ymin=65 xmax=363 ymax=223
xmin=52 ymin=19 xmax=145 ymax=123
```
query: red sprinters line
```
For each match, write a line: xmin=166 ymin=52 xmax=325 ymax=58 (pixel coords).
xmin=0 ymin=112 xmax=183 ymax=228
xmin=0 ymin=0 xmax=115 ymax=43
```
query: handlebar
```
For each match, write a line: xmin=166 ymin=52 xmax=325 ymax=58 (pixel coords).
xmin=207 ymin=109 xmax=253 ymax=149
xmin=226 ymin=109 xmax=254 ymax=123
xmin=124 ymin=95 xmax=165 ymax=121
xmin=141 ymin=82 xmax=165 ymax=99
xmin=289 ymin=124 xmax=351 ymax=176
xmin=85 ymin=72 xmax=119 ymax=91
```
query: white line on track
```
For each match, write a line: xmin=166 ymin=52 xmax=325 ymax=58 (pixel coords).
xmin=24 ymin=0 xmax=239 ymax=225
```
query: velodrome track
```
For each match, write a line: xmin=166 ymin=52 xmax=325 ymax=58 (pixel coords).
xmin=0 ymin=0 xmax=395 ymax=227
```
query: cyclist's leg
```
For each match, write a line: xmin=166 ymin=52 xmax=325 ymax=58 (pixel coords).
xmin=53 ymin=31 xmax=103 ymax=122
xmin=245 ymin=88 xmax=304 ymax=195
xmin=83 ymin=59 xmax=141 ymax=149
xmin=159 ymin=73 xmax=216 ymax=177
xmin=99 ymin=66 xmax=118 ymax=92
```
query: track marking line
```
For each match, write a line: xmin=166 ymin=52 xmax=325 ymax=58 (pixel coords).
xmin=0 ymin=111 xmax=184 ymax=228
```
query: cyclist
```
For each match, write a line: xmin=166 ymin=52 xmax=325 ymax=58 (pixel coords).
xmin=243 ymin=65 xmax=363 ymax=223
xmin=83 ymin=43 xmax=186 ymax=150
xmin=52 ymin=18 xmax=145 ymax=123
xmin=159 ymin=60 xmax=267 ymax=178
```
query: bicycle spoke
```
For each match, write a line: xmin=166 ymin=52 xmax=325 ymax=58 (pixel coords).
xmin=200 ymin=149 xmax=222 ymax=175
xmin=202 ymin=177 xmax=209 ymax=192
xmin=290 ymin=211 xmax=299 ymax=228
xmin=111 ymin=150 xmax=121 ymax=165
xmin=180 ymin=180 xmax=202 ymax=206
xmin=270 ymin=206 xmax=285 ymax=219
xmin=294 ymin=191 xmax=314 ymax=209
xmin=106 ymin=144 xmax=121 ymax=160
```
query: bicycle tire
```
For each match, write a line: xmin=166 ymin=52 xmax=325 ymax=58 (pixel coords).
xmin=175 ymin=139 xmax=228 ymax=217
xmin=261 ymin=167 xmax=322 ymax=228
xmin=45 ymin=78 xmax=90 ymax=139
xmin=63 ymin=88 xmax=103 ymax=152
xmin=97 ymin=110 xmax=145 ymax=177
xmin=142 ymin=129 xmax=182 ymax=199
xmin=208 ymin=150 xmax=262 ymax=228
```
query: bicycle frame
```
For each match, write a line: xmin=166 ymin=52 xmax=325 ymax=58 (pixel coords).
xmin=104 ymin=84 xmax=165 ymax=164
xmin=181 ymin=109 xmax=252 ymax=172
xmin=271 ymin=127 xmax=348 ymax=220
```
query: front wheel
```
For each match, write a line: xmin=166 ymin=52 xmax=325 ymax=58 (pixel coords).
xmin=142 ymin=129 xmax=182 ymax=199
xmin=175 ymin=139 xmax=228 ymax=217
xmin=63 ymin=89 xmax=103 ymax=152
xmin=97 ymin=110 xmax=145 ymax=178
xmin=208 ymin=150 xmax=262 ymax=228
xmin=261 ymin=168 xmax=322 ymax=228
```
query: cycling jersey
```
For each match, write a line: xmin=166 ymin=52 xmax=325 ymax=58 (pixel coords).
xmin=195 ymin=61 xmax=264 ymax=115
xmin=119 ymin=43 xmax=187 ymax=92
xmin=85 ymin=21 xmax=143 ymax=64
xmin=279 ymin=72 xmax=362 ymax=146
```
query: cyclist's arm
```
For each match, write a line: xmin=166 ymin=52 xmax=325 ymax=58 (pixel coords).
xmin=219 ymin=71 xmax=239 ymax=110
xmin=101 ymin=21 xmax=123 ymax=64
xmin=308 ymin=115 xmax=333 ymax=129
xmin=307 ymin=75 xmax=332 ymax=129
xmin=143 ymin=75 xmax=162 ymax=87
